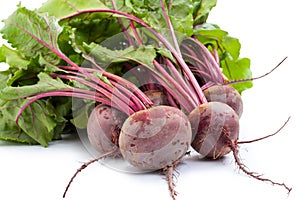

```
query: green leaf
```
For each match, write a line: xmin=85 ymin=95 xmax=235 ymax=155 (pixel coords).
xmin=0 ymin=45 xmax=29 ymax=70
xmin=126 ymin=0 xmax=194 ymax=36
xmin=80 ymin=17 xmax=123 ymax=44
xmin=1 ymin=6 xmax=62 ymax=65
xmin=5 ymin=55 xmax=40 ymax=87
xmin=0 ymin=99 xmax=57 ymax=146
xmin=0 ymin=118 xmax=38 ymax=145
xmin=0 ymin=72 xmax=72 ymax=100
xmin=221 ymin=57 xmax=253 ymax=93
xmin=0 ymin=45 xmax=58 ymax=87
xmin=38 ymin=0 xmax=107 ymax=19
xmin=0 ymin=71 xmax=70 ymax=145
xmin=156 ymin=47 xmax=176 ymax=63
xmin=93 ymin=71 xmax=114 ymax=87
xmin=50 ymin=96 xmax=72 ymax=118
xmin=6 ymin=69 xmax=29 ymax=86
xmin=71 ymin=100 xmax=94 ymax=129
xmin=57 ymin=26 xmax=84 ymax=65
xmin=0 ymin=71 xmax=10 ymax=90
xmin=194 ymin=23 xmax=227 ymax=41
xmin=18 ymin=100 xmax=57 ymax=146
xmin=84 ymin=43 xmax=157 ymax=68
xmin=121 ymin=45 xmax=157 ymax=67
xmin=84 ymin=43 xmax=134 ymax=67
xmin=193 ymin=0 xmax=218 ymax=24
xmin=222 ymin=36 xmax=241 ymax=61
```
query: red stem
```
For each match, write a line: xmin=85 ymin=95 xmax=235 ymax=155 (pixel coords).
xmin=110 ymin=0 xmax=136 ymax=48
xmin=15 ymin=89 xmax=134 ymax=125
xmin=82 ymin=55 xmax=153 ymax=108
xmin=165 ymin=59 xmax=199 ymax=107
xmin=160 ymin=0 xmax=181 ymax=55
xmin=153 ymin=60 xmax=196 ymax=112
xmin=54 ymin=74 xmax=142 ymax=112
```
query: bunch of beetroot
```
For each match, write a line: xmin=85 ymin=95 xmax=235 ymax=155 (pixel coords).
xmin=60 ymin=3 xmax=290 ymax=200
xmin=0 ymin=0 xmax=291 ymax=199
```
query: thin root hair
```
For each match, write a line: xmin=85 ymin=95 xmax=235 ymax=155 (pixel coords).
xmin=230 ymin=145 xmax=292 ymax=194
xmin=164 ymin=165 xmax=178 ymax=200
xmin=62 ymin=149 xmax=119 ymax=198
xmin=238 ymin=116 xmax=291 ymax=144
xmin=225 ymin=56 xmax=287 ymax=85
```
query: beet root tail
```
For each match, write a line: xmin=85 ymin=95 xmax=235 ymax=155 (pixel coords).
xmin=231 ymin=145 xmax=292 ymax=194
xmin=63 ymin=149 xmax=119 ymax=198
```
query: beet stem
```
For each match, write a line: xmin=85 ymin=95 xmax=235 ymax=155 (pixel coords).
xmin=165 ymin=59 xmax=199 ymax=109
xmin=153 ymin=60 xmax=196 ymax=112
xmin=15 ymin=90 xmax=134 ymax=125
xmin=181 ymin=40 xmax=224 ymax=84
xmin=83 ymin=54 xmax=153 ymax=108
xmin=111 ymin=0 xmax=136 ymax=48
xmin=160 ymin=0 xmax=181 ymax=55
xmin=63 ymin=149 xmax=119 ymax=198
xmin=56 ymin=66 xmax=147 ymax=112
xmin=238 ymin=116 xmax=290 ymax=144
xmin=230 ymin=144 xmax=292 ymax=193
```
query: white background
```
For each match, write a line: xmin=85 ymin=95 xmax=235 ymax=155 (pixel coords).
xmin=0 ymin=0 xmax=299 ymax=200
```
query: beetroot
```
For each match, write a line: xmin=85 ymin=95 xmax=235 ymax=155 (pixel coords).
xmin=119 ymin=105 xmax=192 ymax=170
xmin=189 ymin=101 xmax=291 ymax=192
xmin=52 ymin=4 xmax=291 ymax=199
xmin=86 ymin=90 xmax=168 ymax=154
xmin=87 ymin=104 xmax=127 ymax=154
xmin=189 ymin=101 xmax=239 ymax=158
xmin=203 ymin=85 xmax=243 ymax=118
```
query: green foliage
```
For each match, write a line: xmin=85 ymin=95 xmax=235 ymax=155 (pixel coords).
xmin=0 ymin=99 xmax=61 ymax=146
xmin=38 ymin=0 xmax=106 ymax=19
xmin=1 ymin=6 xmax=62 ymax=65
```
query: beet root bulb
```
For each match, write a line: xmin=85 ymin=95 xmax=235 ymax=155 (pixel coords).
xmin=203 ymin=85 xmax=243 ymax=118
xmin=87 ymin=104 xmax=127 ymax=154
xmin=119 ymin=105 xmax=192 ymax=170
xmin=189 ymin=101 xmax=239 ymax=159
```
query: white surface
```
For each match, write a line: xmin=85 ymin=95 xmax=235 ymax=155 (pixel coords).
xmin=0 ymin=0 xmax=299 ymax=200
